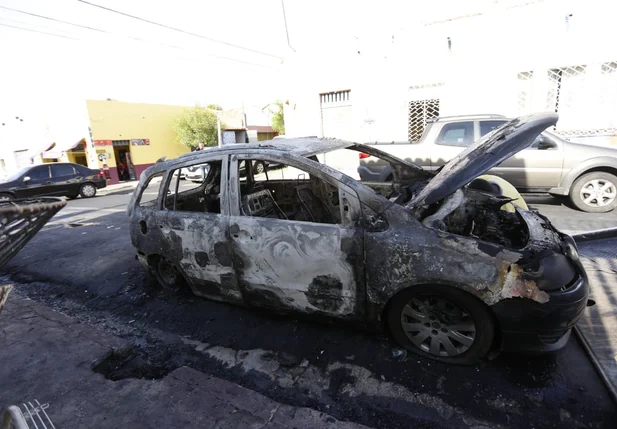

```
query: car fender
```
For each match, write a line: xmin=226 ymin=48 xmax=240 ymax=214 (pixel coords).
xmin=553 ymin=156 xmax=617 ymax=195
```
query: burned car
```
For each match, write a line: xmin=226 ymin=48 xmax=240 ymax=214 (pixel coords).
xmin=128 ymin=113 xmax=589 ymax=364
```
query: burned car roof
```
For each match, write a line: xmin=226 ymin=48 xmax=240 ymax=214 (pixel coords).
xmin=175 ymin=138 xmax=355 ymax=160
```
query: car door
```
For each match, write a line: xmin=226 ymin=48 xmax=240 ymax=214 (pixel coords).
xmin=227 ymin=153 xmax=365 ymax=320
xmin=50 ymin=164 xmax=79 ymax=196
xmin=479 ymin=120 xmax=564 ymax=189
xmin=430 ymin=121 xmax=474 ymax=169
xmin=16 ymin=165 xmax=53 ymax=198
xmin=160 ymin=156 xmax=242 ymax=303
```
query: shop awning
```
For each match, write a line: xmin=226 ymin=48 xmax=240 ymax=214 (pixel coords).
xmin=41 ymin=139 xmax=83 ymax=159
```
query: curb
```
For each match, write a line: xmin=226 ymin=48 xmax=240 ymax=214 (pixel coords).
xmin=571 ymin=227 xmax=617 ymax=243
xmin=573 ymin=326 xmax=617 ymax=406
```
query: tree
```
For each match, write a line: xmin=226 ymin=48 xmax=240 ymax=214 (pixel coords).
xmin=207 ymin=104 xmax=223 ymax=111
xmin=173 ymin=107 xmax=221 ymax=150
xmin=270 ymin=101 xmax=285 ymax=135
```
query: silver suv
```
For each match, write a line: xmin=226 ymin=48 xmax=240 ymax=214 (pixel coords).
xmin=359 ymin=114 xmax=617 ymax=212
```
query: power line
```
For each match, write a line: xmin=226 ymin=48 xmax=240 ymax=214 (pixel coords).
xmin=280 ymin=0 xmax=295 ymax=52
xmin=0 ymin=22 xmax=81 ymax=40
xmin=77 ymin=0 xmax=284 ymax=59
xmin=0 ymin=6 xmax=277 ymax=69
xmin=0 ymin=5 xmax=105 ymax=33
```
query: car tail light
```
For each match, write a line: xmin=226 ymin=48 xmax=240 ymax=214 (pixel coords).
xmin=359 ymin=153 xmax=371 ymax=159
xmin=97 ymin=172 xmax=104 ymax=178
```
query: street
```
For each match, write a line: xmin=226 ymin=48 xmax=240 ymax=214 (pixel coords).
xmin=2 ymin=189 xmax=617 ymax=429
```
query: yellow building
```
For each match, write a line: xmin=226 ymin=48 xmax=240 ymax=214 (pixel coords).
xmin=87 ymin=100 xmax=190 ymax=184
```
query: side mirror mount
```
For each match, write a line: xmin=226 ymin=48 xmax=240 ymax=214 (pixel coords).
xmin=537 ymin=136 xmax=557 ymax=150
xmin=23 ymin=176 xmax=31 ymax=182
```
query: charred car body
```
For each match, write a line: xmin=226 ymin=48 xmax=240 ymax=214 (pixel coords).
xmin=128 ymin=113 xmax=589 ymax=364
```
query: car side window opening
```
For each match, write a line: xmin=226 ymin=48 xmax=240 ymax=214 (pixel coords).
xmin=28 ymin=166 xmax=51 ymax=180
xmin=436 ymin=122 xmax=474 ymax=147
xmin=51 ymin=164 xmax=76 ymax=177
xmin=138 ymin=173 xmax=164 ymax=208
xmin=165 ymin=161 xmax=221 ymax=213
xmin=479 ymin=120 xmax=507 ymax=137
xmin=238 ymin=158 xmax=342 ymax=225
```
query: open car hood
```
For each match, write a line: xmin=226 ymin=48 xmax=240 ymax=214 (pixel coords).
xmin=409 ymin=113 xmax=559 ymax=207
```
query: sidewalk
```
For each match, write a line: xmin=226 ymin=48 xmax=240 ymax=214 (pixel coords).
xmin=0 ymin=294 xmax=369 ymax=429
xmin=98 ymin=181 xmax=138 ymax=196
xmin=573 ymin=229 xmax=617 ymax=404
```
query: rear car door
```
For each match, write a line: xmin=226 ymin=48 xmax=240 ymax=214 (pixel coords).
xmin=227 ymin=153 xmax=365 ymax=320
xmin=430 ymin=121 xmax=474 ymax=169
xmin=16 ymin=165 xmax=53 ymax=198
xmin=160 ymin=156 xmax=242 ymax=303
xmin=50 ymin=164 xmax=79 ymax=196
xmin=479 ymin=120 xmax=564 ymax=189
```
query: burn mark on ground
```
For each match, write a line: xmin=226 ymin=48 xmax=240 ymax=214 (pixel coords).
xmin=195 ymin=252 xmax=209 ymax=267
xmin=306 ymin=275 xmax=344 ymax=312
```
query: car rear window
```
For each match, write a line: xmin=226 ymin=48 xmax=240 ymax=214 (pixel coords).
xmin=51 ymin=164 xmax=76 ymax=177
xmin=138 ymin=173 xmax=164 ymax=208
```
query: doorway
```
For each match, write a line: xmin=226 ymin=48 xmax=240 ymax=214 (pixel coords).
xmin=113 ymin=143 xmax=135 ymax=181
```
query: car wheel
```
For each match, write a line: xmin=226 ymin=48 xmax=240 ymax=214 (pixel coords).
xmin=387 ymin=285 xmax=495 ymax=365
xmin=79 ymin=183 xmax=97 ymax=198
xmin=0 ymin=193 xmax=13 ymax=202
xmin=152 ymin=256 xmax=184 ymax=292
xmin=254 ymin=161 xmax=265 ymax=174
xmin=570 ymin=172 xmax=617 ymax=213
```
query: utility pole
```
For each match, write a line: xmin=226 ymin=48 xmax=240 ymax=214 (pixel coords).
xmin=217 ymin=112 xmax=222 ymax=147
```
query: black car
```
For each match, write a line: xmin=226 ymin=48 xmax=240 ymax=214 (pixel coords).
xmin=0 ymin=163 xmax=106 ymax=201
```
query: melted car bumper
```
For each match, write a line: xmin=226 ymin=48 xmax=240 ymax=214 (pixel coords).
xmin=492 ymin=273 xmax=589 ymax=353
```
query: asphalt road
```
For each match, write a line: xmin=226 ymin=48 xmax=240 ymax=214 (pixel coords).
xmin=2 ymin=190 xmax=616 ymax=429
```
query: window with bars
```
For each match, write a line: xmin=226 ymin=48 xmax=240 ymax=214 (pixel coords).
xmin=546 ymin=65 xmax=586 ymax=114
xmin=517 ymin=71 xmax=533 ymax=113
xmin=320 ymin=90 xmax=351 ymax=105
xmin=408 ymin=99 xmax=440 ymax=142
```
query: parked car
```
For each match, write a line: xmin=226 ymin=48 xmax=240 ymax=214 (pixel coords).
xmin=184 ymin=164 xmax=210 ymax=183
xmin=359 ymin=114 xmax=617 ymax=213
xmin=128 ymin=113 xmax=588 ymax=365
xmin=0 ymin=163 xmax=106 ymax=201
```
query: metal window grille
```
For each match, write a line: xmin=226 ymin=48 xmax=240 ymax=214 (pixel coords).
xmin=320 ymin=90 xmax=351 ymax=105
xmin=546 ymin=65 xmax=586 ymax=114
xmin=517 ymin=71 xmax=533 ymax=113
xmin=540 ymin=61 xmax=617 ymax=137
xmin=408 ymin=99 xmax=440 ymax=142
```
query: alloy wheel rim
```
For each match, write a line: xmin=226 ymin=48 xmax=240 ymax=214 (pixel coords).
xmin=400 ymin=296 xmax=476 ymax=357
xmin=83 ymin=185 xmax=95 ymax=197
xmin=580 ymin=179 xmax=616 ymax=207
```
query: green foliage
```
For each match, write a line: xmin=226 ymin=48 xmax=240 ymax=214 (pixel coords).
xmin=173 ymin=107 xmax=220 ymax=150
xmin=207 ymin=104 xmax=223 ymax=111
xmin=271 ymin=101 xmax=285 ymax=135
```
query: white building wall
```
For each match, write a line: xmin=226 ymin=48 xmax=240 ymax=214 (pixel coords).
xmin=284 ymin=0 xmax=617 ymax=145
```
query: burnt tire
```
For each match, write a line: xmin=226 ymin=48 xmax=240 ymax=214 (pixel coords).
xmin=387 ymin=285 xmax=495 ymax=365
xmin=570 ymin=172 xmax=617 ymax=213
xmin=152 ymin=256 xmax=185 ymax=292
xmin=79 ymin=183 xmax=97 ymax=198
